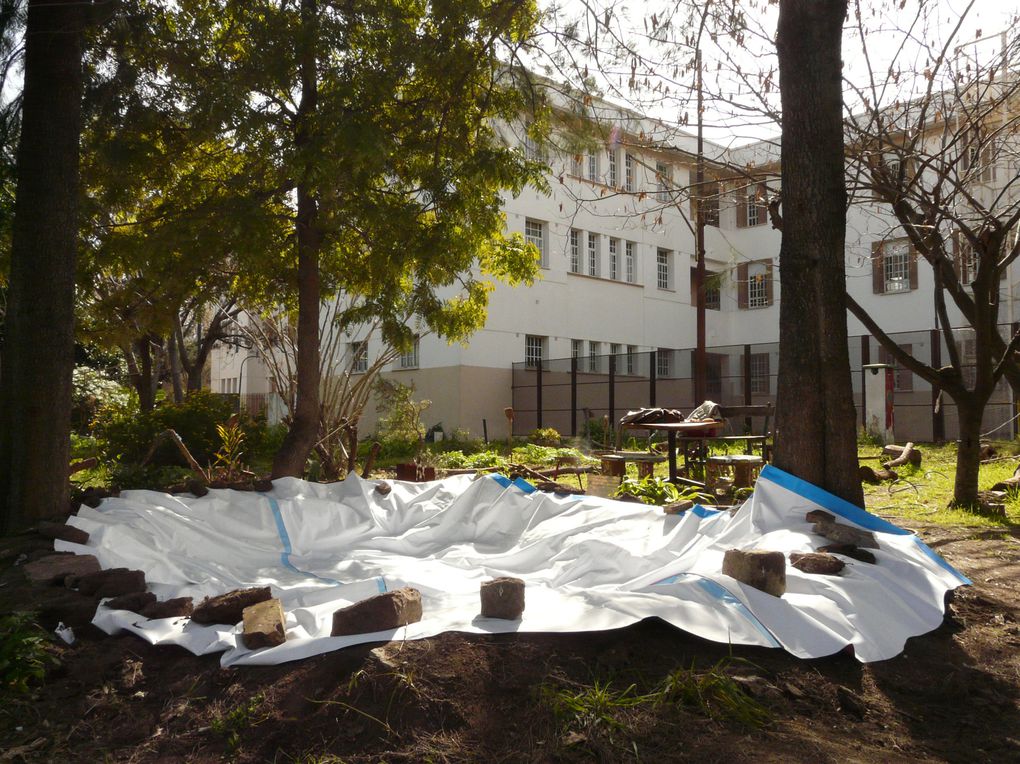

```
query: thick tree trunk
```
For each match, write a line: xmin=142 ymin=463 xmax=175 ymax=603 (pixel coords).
xmin=0 ymin=0 xmax=86 ymax=532
xmin=953 ymin=402 xmax=983 ymax=507
xmin=772 ymin=0 xmax=864 ymax=506
xmin=167 ymin=329 xmax=185 ymax=403
xmin=131 ymin=337 xmax=157 ymax=412
xmin=272 ymin=0 xmax=321 ymax=478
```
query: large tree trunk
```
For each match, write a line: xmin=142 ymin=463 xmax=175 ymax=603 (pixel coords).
xmin=0 ymin=0 xmax=86 ymax=532
xmin=272 ymin=0 xmax=321 ymax=478
xmin=772 ymin=0 xmax=864 ymax=506
xmin=953 ymin=401 xmax=982 ymax=507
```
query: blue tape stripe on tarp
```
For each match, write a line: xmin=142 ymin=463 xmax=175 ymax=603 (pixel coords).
xmin=694 ymin=577 xmax=783 ymax=648
xmin=489 ymin=474 xmax=512 ymax=488
xmin=264 ymin=495 xmax=354 ymax=587
xmin=512 ymin=477 xmax=537 ymax=494
xmin=758 ymin=464 xmax=910 ymax=535
xmin=913 ymin=537 xmax=972 ymax=585
xmin=691 ymin=504 xmax=722 ymax=518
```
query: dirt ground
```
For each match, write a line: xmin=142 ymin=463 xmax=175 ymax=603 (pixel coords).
xmin=2 ymin=521 xmax=1019 ymax=763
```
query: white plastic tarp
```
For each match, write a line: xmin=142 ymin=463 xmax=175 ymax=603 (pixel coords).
xmin=55 ymin=465 xmax=968 ymax=666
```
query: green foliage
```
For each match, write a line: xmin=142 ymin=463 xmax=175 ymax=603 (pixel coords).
xmin=543 ymin=680 xmax=654 ymax=732
xmin=529 ymin=427 xmax=562 ymax=446
xmin=0 ymin=613 xmax=58 ymax=696
xmin=108 ymin=464 xmax=194 ymax=491
xmin=94 ymin=390 xmax=236 ymax=468
xmin=213 ymin=417 xmax=247 ymax=480
xmin=582 ymin=417 xmax=611 ymax=447
xmin=615 ymin=476 xmax=710 ymax=506
xmin=510 ymin=444 xmax=596 ymax=468
xmin=211 ymin=692 xmax=267 ymax=752
xmin=657 ymin=660 xmax=770 ymax=728
xmin=375 ymin=380 xmax=431 ymax=455
xmin=71 ymin=366 xmax=132 ymax=433
xmin=433 ymin=449 xmax=508 ymax=471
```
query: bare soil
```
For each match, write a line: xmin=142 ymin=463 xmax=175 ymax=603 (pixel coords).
xmin=2 ymin=521 xmax=1019 ymax=763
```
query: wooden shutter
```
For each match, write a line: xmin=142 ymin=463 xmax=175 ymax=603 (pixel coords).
xmin=909 ymin=245 xmax=919 ymax=290
xmin=736 ymin=186 xmax=747 ymax=228
xmin=765 ymin=261 xmax=774 ymax=306
xmin=872 ymin=241 xmax=884 ymax=293
xmin=737 ymin=262 xmax=749 ymax=308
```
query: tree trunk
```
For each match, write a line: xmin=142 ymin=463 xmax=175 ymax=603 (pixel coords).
xmin=272 ymin=0 xmax=321 ymax=478
xmin=0 ymin=0 xmax=86 ymax=532
xmin=167 ymin=329 xmax=185 ymax=403
xmin=953 ymin=402 xmax=983 ymax=507
xmin=131 ymin=337 xmax=157 ymax=412
xmin=772 ymin=0 xmax=864 ymax=506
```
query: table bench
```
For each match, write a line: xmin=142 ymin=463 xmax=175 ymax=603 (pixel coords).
xmin=600 ymin=451 xmax=668 ymax=479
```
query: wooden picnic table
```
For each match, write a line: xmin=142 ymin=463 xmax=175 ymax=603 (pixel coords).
xmin=619 ymin=419 xmax=724 ymax=485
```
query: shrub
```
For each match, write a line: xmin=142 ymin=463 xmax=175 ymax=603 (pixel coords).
xmin=0 ymin=612 xmax=59 ymax=695
xmin=71 ymin=366 xmax=132 ymax=433
xmin=95 ymin=390 xmax=236 ymax=468
xmin=529 ymin=427 xmax=562 ymax=446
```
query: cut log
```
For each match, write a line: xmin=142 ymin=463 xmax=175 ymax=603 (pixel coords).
xmin=76 ymin=568 xmax=147 ymax=598
xmin=141 ymin=597 xmax=194 ymax=620
xmin=192 ymin=586 xmax=273 ymax=625
xmin=23 ymin=553 xmax=101 ymax=584
xmin=859 ymin=465 xmax=897 ymax=484
xmin=480 ymin=577 xmax=525 ymax=620
xmin=790 ymin=552 xmax=845 ymax=575
xmin=882 ymin=442 xmax=921 ymax=469
xmin=331 ymin=587 xmax=423 ymax=636
xmin=37 ymin=522 xmax=90 ymax=545
xmin=106 ymin=591 xmax=157 ymax=613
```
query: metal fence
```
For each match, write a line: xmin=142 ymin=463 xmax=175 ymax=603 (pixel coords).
xmin=511 ymin=328 xmax=1018 ymax=443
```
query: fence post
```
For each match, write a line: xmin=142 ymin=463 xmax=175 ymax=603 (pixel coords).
xmin=860 ymin=335 xmax=870 ymax=430
xmin=743 ymin=344 xmax=752 ymax=405
xmin=649 ymin=350 xmax=657 ymax=406
xmin=608 ymin=354 xmax=616 ymax=433
xmin=536 ymin=358 xmax=543 ymax=429
xmin=930 ymin=328 xmax=944 ymax=443
xmin=570 ymin=355 xmax=578 ymax=437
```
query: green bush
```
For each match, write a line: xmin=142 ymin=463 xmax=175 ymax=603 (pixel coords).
xmin=0 ymin=612 xmax=59 ymax=695
xmin=511 ymin=444 xmax=596 ymax=468
xmin=108 ymin=463 xmax=194 ymax=491
xmin=71 ymin=366 xmax=132 ymax=433
xmin=529 ymin=427 xmax=562 ymax=446
xmin=95 ymin=390 xmax=236 ymax=468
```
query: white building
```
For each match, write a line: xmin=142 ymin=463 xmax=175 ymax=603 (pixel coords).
xmin=212 ymin=90 xmax=1019 ymax=443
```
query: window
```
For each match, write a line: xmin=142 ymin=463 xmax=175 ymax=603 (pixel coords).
xmin=608 ymin=148 xmax=618 ymax=187
xmin=625 ymin=241 xmax=636 ymax=283
xmin=525 ymin=335 xmax=546 ymax=368
xmin=706 ymin=353 xmax=724 ymax=399
xmin=571 ymin=339 xmax=583 ymax=359
xmin=624 ymin=153 xmax=635 ymax=192
xmin=587 ymin=232 xmax=599 ymax=277
xmin=656 ymin=161 xmax=672 ymax=201
xmin=737 ymin=259 xmax=774 ymax=309
xmin=656 ymin=248 xmax=672 ymax=290
xmin=626 ymin=345 xmax=637 ymax=375
xmin=690 ymin=269 xmax=722 ymax=311
xmin=399 ymin=338 xmax=419 ymax=369
xmin=525 ymin=218 xmax=547 ymax=268
xmin=878 ymin=344 xmax=914 ymax=392
xmin=587 ymin=151 xmax=599 ymax=181
xmin=523 ymin=129 xmax=542 ymax=162
xmin=656 ymin=348 xmax=672 ymax=378
xmin=570 ymin=154 xmax=584 ymax=177
xmin=739 ymin=183 xmax=768 ymax=227
xmin=587 ymin=340 xmax=600 ymax=372
xmin=962 ymin=133 xmax=996 ymax=183
xmin=349 ymin=341 xmax=368 ymax=373
xmin=749 ymin=352 xmax=770 ymax=394
xmin=569 ymin=229 xmax=581 ymax=273
xmin=872 ymin=239 xmax=915 ymax=294
xmin=610 ymin=343 xmax=621 ymax=369
xmin=705 ymin=179 xmax=722 ymax=225
xmin=957 ymin=234 xmax=977 ymax=284
xmin=609 ymin=238 xmax=619 ymax=280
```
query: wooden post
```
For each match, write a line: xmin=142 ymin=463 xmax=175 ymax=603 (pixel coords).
xmin=860 ymin=335 xmax=870 ymax=430
xmin=649 ymin=350 xmax=657 ymax=406
xmin=930 ymin=328 xmax=945 ymax=443
xmin=570 ymin=355 xmax=578 ymax=437
xmin=608 ymin=354 xmax=616 ymax=436
xmin=536 ymin=358 xmax=543 ymax=429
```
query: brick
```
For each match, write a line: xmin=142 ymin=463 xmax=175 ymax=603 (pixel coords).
xmin=790 ymin=551 xmax=846 ymax=575
xmin=480 ymin=577 xmax=525 ymax=620
xmin=722 ymin=549 xmax=786 ymax=597
xmin=106 ymin=591 xmax=157 ymax=613
xmin=192 ymin=586 xmax=272 ymax=625
xmin=813 ymin=519 xmax=879 ymax=549
xmin=23 ymin=553 xmax=101 ymax=584
xmin=37 ymin=522 xmax=90 ymax=545
xmin=77 ymin=568 xmax=147 ymax=598
xmin=331 ymin=587 xmax=423 ymax=637
xmin=140 ymin=597 xmax=194 ymax=620
xmin=242 ymin=598 xmax=287 ymax=649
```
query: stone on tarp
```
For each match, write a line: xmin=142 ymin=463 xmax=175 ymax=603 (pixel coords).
xmin=242 ymin=598 xmax=287 ymax=649
xmin=790 ymin=551 xmax=846 ymax=575
xmin=76 ymin=568 xmax=147 ymax=597
xmin=480 ymin=577 xmax=525 ymax=620
xmin=191 ymin=586 xmax=272 ymax=625
xmin=106 ymin=591 xmax=157 ymax=613
xmin=23 ymin=553 xmax=100 ymax=584
xmin=812 ymin=519 xmax=879 ymax=549
xmin=37 ymin=522 xmax=90 ymax=545
xmin=805 ymin=509 xmax=835 ymax=524
xmin=721 ymin=549 xmax=786 ymax=597
xmin=818 ymin=543 xmax=877 ymax=564
xmin=331 ymin=587 xmax=423 ymax=637
xmin=141 ymin=597 xmax=194 ymax=620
